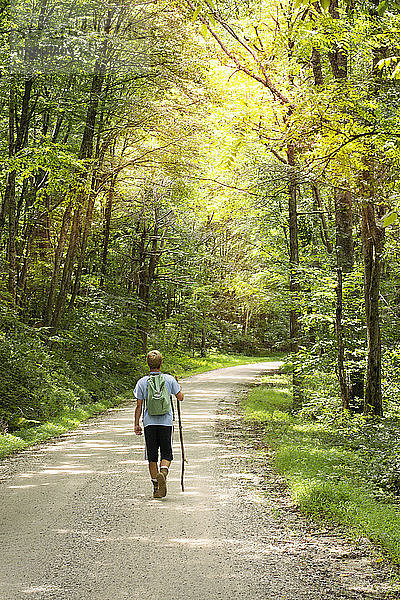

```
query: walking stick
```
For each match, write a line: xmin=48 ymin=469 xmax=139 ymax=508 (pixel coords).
xmin=176 ymin=397 xmax=186 ymax=492
xmin=173 ymin=375 xmax=186 ymax=492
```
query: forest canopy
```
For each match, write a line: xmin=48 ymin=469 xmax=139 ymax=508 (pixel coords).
xmin=1 ymin=0 xmax=400 ymax=430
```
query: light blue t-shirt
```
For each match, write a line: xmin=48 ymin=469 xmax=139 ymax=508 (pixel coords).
xmin=134 ymin=372 xmax=180 ymax=427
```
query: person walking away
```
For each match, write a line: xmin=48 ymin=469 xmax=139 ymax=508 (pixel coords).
xmin=134 ymin=350 xmax=184 ymax=498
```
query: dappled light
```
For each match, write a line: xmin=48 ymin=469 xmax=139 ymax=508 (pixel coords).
xmin=0 ymin=363 xmax=397 ymax=599
xmin=22 ymin=586 xmax=61 ymax=595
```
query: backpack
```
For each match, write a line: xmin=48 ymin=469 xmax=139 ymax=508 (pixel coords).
xmin=146 ymin=374 xmax=171 ymax=416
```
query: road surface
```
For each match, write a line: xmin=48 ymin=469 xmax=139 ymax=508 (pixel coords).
xmin=0 ymin=362 xmax=395 ymax=599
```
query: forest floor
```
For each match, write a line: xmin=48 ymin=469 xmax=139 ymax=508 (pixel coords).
xmin=0 ymin=362 xmax=398 ymax=600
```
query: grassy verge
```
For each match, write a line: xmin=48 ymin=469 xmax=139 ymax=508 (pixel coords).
xmin=0 ymin=397 xmax=122 ymax=458
xmin=242 ymin=373 xmax=400 ymax=564
xmin=0 ymin=352 xmax=280 ymax=460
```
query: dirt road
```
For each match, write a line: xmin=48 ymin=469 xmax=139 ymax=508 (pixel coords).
xmin=0 ymin=362 xmax=395 ymax=599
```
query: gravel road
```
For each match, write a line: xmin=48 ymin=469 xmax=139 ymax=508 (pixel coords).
xmin=0 ymin=362 xmax=397 ymax=600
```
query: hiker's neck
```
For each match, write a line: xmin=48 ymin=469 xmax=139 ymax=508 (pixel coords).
xmin=150 ymin=368 xmax=161 ymax=373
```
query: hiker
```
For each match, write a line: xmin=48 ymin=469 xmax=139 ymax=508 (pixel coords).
xmin=134 ymin=350 xmax=184 ymax=498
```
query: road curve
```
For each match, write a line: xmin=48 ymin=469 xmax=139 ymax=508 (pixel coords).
xmin=0 ymin=362 xmax=393 ymax=600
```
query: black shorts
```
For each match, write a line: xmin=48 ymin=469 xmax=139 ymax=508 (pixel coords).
xmin=144 ymin=425 xmax=173 ymax=463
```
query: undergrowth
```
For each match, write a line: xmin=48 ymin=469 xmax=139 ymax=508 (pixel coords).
xmin=242 ymin=374 xmax=400 ymax=564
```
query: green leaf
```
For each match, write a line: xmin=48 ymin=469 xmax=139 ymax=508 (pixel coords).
xmin=191 ymin=5 xmax=201 ymax=21
xmin=319 ymin=0 xmax=331 ymax=10
xmin=382 ymin=211 xmax=398 ymax=227
xmin=200 ymin=23 xmax=208 ymax=37
xmin=208 ymin=12 xmax=216 ymax=26
xmin=204 ymin=0 xmax=216 ymax=9
xmin=377 ymin=0 xmax=388 ymax=15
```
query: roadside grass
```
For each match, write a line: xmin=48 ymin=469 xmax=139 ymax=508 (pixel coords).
xmin=242 ymin=374 xmax=400 ymax=564
xmin=0 ymin=398 xmax=120 ymax=458
xmin=0 ymin=352 xmax=280 ymax=460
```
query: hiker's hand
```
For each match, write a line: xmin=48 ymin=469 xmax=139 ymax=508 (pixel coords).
xmin=134 ymin=425 xmax=142 ymax=435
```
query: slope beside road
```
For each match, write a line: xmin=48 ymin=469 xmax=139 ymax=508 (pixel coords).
xmin=0 ymin=362 xmax=395 ymax=599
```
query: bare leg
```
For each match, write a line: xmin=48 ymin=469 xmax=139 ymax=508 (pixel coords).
xmin=149 ymin=461 xmax=158 ymax=479
xmin=160 ymin=459 xmax=171 ymax=470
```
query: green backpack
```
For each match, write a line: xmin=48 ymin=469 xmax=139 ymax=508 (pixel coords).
xmin=146 ymin=374 xmax=171 ymax=416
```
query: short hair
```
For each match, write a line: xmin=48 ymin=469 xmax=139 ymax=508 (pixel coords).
xmin=147 ymin=350 xmax=162 ymax=370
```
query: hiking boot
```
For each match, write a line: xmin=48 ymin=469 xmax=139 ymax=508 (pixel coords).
xmin=152 ymin=479 xmax=159 ymax=498
xmin=154 ymin=471 xmax=167 ymax=498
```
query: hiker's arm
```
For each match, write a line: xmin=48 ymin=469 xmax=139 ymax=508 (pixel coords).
xmin=134 ymin=399 xmax=143 ymax=435
xmin=173 ymin=375 xmax=184 ymax=401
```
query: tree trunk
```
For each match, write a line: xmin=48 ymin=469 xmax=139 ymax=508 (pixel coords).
xmin=6 ymin=81 xmax=17 ymax=304
xmin=50 ymin=203 xmax=82 ymax=330
xmin=100 ymin=177 xmax=115 ymax=288
xmin=360 ymin=198 xmax=384 ymax=416
xmin=136 ymin=223 xmax=150 ymax=353
xmin=6 ymin=171 xmax=17 ymax=304
xmin=335 ymin=268 xmax=350 ymax=410
xmin=287 ymin=144 xmax=302 ymax=409
xmin=50 ymin=69 xmax=105 ymax=329
xmin=69 ymin=180 xmax=98 ymax=308
xmin=79 ymin=72 xmax=105 ymax=161
xmin=243 ymin=307 xmax=251 ymax=335
xmin=311 ymin=48 xmax=324 ymax=86
xmin=201 ymin=309 xmax=206 ymax=357
xmin=327 ymin=2 xmax=353 ymax=272
xmin=17 ymin=216 xmax=36 ymax=308
xmin=324 ymin=11 xmax=362 ymax=409
xmin=200 ymin=326 xmax=206 ymax=357
xmin=334 ymin=187 xmax=365 ymax=409
xmin=3 ymin=76 xmax=34 ymax=306
xmin=335 ymin=188 xmax=354 ymax=272
xmin=312 ymin=184 xmax=333 ymax=253
xmin=189 ymin=327 xmax=195 ymax=357
xmin=134 ymin=208 xmax=166 ymax=353
xmin=328 ymin=0 xmax=348 ymax=79
xmin=287 ymin=144 xmax=300 ymax=351
xmin=36 ymin=191 xmax=51 ymax=260
xmin=43 ymin=201 xmax=73 ymax=325
xmin=70 ymin=106 xmax=107 ymax=306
